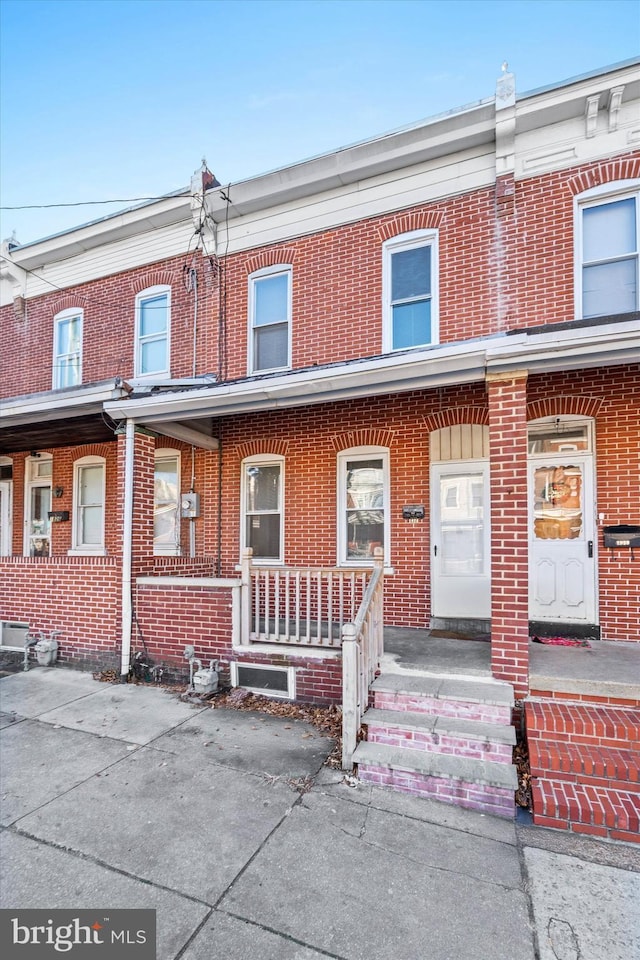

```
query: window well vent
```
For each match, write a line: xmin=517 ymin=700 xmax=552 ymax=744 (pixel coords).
xmin=231 ymin=662 xmax=295 ymax=700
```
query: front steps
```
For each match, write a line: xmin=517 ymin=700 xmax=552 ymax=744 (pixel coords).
xmin=352 ymin=673 xmax=518 ymax=818
xmin=526 ymin=699 xmax=640 ymax=843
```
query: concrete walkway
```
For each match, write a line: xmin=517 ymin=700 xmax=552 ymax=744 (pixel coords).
xmin=1 ymin=669 xmax=638 ymax=960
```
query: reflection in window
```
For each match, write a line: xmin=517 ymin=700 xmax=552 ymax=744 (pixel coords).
xmin=440 ymin=472 xmax=484 ymax=576
xmin=154 ymin=453 xmax=180 ymax=555
xmin=243 ymin=461 xmax=282 ymax=561
xmin=345 ymin=458 xmax=384 ymax=560
xmin=533 ymin=464 xmax=583 ymax=540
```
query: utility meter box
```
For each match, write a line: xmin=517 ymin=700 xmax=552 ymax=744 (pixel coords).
xmin=181 ymin=492 xmax=201 ymax=519
xmin=193 ymin=662 xmax=219 ymax=695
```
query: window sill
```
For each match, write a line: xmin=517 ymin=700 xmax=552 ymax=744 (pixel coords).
xmin=67 ymin=547 xmax=108 ymax=557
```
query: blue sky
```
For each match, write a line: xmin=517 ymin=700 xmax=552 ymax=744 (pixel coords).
xmin=1 ymin=0 xmax=639 ymax=244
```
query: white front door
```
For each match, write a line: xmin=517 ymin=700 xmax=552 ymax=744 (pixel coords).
xmin=431 ymin=461 xmax=491 ymax=619
xmin=529 ymin=455 xmax=596 ymax=624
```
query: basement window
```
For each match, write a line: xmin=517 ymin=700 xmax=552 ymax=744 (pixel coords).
xmin=231 ymin=662 xmax=295 ymax=699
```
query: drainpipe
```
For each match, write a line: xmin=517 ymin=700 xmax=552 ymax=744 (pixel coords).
xmin=120 ymin=417 xmax=136 ymax=682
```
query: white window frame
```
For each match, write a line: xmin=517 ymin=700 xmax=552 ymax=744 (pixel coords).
xmin=70 ymin=456 xmax=106 ymax=555
xmin=154 ymin=448 xmax=181 ymax=556
xmin=0 ymin=457 xmax=13 ymax=556
xmin=230 ymin=661 xmax=296 ymax=700
xmin=52 ymin=308 xmax=83 ymax=389
xmin=337 ymin=447 xmax=390 ymax=567
xmin=241 ymin=454 xmax=284 ymax=564
xmin=382 ymin=230 xmax=439 ymax=353
xmin=248 ymin=265 xmax=292 ymax=374
xmin=23 ymin=454 xmax=53 ymax=557
xmin=135 ymin=285 xmax=171 ymax=378
xmin=574 ymin=179 xmax=640 ymax=320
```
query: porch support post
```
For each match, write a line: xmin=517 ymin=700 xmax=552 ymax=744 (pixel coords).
xmin=487 ymin=369 xmax=529 ymax=697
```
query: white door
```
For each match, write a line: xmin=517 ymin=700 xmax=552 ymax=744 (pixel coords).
xmin=0 ymin=481 xmax=11 ymax=554
xmin=431 ymin=462 xmax=491 ymax=619
xmin=529 ymin=455 xmax=596 ymax=623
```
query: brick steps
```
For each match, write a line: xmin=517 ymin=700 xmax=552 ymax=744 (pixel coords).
xmin=531 ymin=780 xmax=640 ymax=840
xmin=526 ymin=698 xmax=640 ymax=843
xmin=353 ymin=673 xmax=518 ymax=818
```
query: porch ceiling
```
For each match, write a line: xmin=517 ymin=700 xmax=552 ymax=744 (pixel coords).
xmin=0 ymin=413 xmax=117 ymax=454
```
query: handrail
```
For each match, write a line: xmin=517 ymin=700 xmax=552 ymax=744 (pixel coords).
xmin=341 ymin=548 xmax=384 ymax=769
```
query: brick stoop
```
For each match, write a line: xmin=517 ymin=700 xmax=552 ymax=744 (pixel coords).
xmin=526 ymin=699 xmax=640 ymax=843
xmin=352 ymin=673 xmax=518 ymax=818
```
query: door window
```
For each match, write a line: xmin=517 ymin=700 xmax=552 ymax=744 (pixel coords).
xmin=532 ymin=464 xmax=583 ymax=540
xmin=25 ymin=457 xmax=52 ymax=556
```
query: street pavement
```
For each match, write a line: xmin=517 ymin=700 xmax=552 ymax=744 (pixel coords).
xmin=1 ymin=667 xmax=638 ymax=960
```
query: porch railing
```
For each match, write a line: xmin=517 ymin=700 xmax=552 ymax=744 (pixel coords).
xmin=341 ymin=550 xmax=384 ymax=769
xmin=240 ymin=549 xmax=370 ymax=647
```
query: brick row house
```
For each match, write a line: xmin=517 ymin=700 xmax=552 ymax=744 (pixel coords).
xmin=1 ymin=60 xmax=639 ymax=836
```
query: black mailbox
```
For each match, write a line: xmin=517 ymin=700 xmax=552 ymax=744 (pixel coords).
xmin=47 ymin=510 xmax=70 ymax=523
xmin=603 ymin=524 xmax=640 ymax=548
xmin=402 ymin=504 xmax=425 ymax=521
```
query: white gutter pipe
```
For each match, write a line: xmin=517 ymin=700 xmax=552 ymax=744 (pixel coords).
xmin=120 ymin=417 xmax=136 ymax=682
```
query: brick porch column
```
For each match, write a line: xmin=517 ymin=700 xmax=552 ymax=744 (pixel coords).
xmin=487 ymin=370 xmax=529 ymax=697
xmin=116 ymin=426 xmax=155 ymax=572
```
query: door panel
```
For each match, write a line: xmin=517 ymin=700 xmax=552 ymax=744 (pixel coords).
xmin=529 ymin=456 xmax=595 ymax=623
xmin=431 ymin=462 xmax=491 ymax=619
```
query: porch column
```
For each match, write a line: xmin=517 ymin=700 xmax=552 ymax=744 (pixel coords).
xmin=116 ymin=424 xmax=156 ymax=679
xmin=487 ymin=369 xmax=529 ymax=697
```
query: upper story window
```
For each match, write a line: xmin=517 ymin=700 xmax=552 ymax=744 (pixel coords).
xmin=249 ymin=267 xmax=291 ymax=373
xmin=53 ymin=308 xmax=83 ymax=389
xmin=71 ymin=456 xmax=106 ymax=554
xmin=338 ymin=448 xmax=390 ymax=566
xmin=154 ymin=449 xmax=181 ymax=556
xmin=577 ymin=182 xmax=639 ymax=319
xmin=135 ymin=286 xmax=171 ymax=378
xmin=383 ymin=231 xmax=438 ymax=352
xmin=241 ymin=456 xmax=284 ymax=562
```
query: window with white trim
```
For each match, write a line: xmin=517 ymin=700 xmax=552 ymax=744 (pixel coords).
xmin=53 ymin=308 xmax=82 ymax=388
xmin=383 ymin=231 xmax=438 ymax=351
xmin=135 ymin=286 xmax=171 ymax=377
xmin=338 ymin=448 xmax=390 ymax=566
xmin=577 ymin=182 xmax=639 ymax=319
xmin=241 ymin=456 xmax=283 ymax=562
xmin=249 ymin=266 xmax=291 ymax=373
xmin=71 ymin=456 xmax=106 ymax=553
xmin=24 ymin=455 xmax=52 ymax=557
xmin=154 ymin=449 xmax=181 ymax=555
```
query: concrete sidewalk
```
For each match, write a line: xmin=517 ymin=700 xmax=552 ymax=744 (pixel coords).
xmin=1 ymin=668 xmax=638 ymax=960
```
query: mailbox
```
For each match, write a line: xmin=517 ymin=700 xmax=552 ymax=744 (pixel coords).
xmin=603 ymin=524 xmax=640 ymax=549
xmin=47 ymin=511 xmax=69 ymax=522
xmin=402 ymin=504 xmax=425 ymax=521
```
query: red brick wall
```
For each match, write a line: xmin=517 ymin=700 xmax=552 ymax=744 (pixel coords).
xmin=0 ymin=557 xmax=121 ymax=669
xmin=134 ymin=581 xmax=342 ymax=702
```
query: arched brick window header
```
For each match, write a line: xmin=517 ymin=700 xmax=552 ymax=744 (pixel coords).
xmin=330 ymin=429 xmax=395 ymax=452
xmin=50 ymin=296 xmax=84 ymax=315
xmin=235 ymin=439 xmax=289 ymax=460
xmin=131 ymin=271 xmax=174 ymax=294
xmin=527 ymin=395 xmax=602 ymax=421
xmin=377 ymin=210 xmax=444 ymax=242
xmin=422 ymin=406 xmax=488 ymax=433
xmin=568 ymin=157 xmax=640 ymax=196
xmin=245 ymin=248 xmax=297 ymax=275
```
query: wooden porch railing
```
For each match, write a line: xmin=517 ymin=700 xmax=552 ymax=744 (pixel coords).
xmin=341 ymin=549 xmax=384 ymax=769
xmin=240 ymin=549 xmax=370 ymax=647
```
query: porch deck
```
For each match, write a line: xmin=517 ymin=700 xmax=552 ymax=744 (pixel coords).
xmin=383 ymin=627 xmax=640 ymax=701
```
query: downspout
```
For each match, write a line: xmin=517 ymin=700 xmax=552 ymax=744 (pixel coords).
xmin=120 ymin=417 xmax=136 ymax=682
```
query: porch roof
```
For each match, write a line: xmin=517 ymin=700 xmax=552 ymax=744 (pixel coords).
xmin=101 ymin=317 xmax=640 ymax=429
